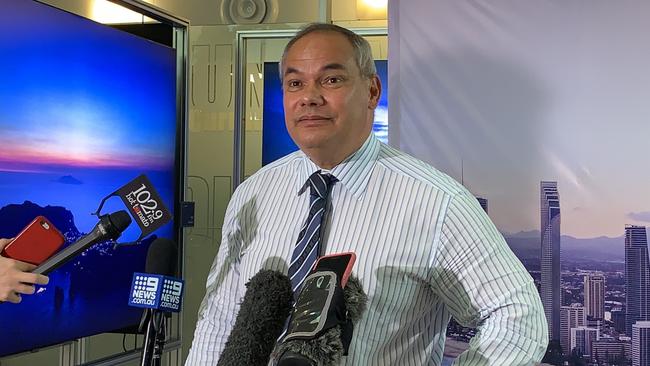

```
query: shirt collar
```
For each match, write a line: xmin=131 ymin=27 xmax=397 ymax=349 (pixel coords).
xmin=296 ymin=133 xmax=380 ymax=200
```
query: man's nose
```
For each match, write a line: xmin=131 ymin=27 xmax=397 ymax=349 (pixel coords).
xmin=300 ymin=84 xmax=325 ymax=106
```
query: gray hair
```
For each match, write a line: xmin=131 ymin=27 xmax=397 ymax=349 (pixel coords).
xmin=279 ymin=23 xmax=376 ymax=81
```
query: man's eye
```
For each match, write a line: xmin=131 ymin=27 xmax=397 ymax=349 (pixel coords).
xmin=324 ymin=77 xmax=343 ymax=84
xmin=287 ymin=80 xmax=302 ymax=88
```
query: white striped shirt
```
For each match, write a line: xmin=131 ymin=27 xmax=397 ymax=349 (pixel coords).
xmin=186 ymin=133 xmax=548 ymax=365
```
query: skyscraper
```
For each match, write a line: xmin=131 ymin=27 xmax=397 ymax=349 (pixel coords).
xmin=632 ymin=321 xmax=650 ymax=366
xmin=571 ymin=326 xmax=599 ymax=358
xmin=541 ymin=181 xmax=561 ymax=341
xmin=626 ymin=225 xmax=649 ymax=336
xmin=584 ymin=274 xmax=605 ymax=320
xmin=561 ymin=304 xmax=586 ymax=355
xmin=612 ymin=308 xmax=626 ymax=333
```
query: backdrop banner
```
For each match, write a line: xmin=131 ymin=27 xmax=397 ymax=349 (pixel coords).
xmin=389 ymin=1 xmax=650 ymax=365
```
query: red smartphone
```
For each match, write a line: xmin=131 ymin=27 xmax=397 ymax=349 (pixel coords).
xmin=312 ymin=252 xmax=356 ymax=287
xmin=1 ymin=216 xmax=65 ymax=265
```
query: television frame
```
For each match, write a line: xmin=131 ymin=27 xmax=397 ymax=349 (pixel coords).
xmin=0 ymin=0 xmax=189 ymax=363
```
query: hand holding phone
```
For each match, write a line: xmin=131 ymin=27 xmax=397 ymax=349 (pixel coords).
xmin=1 ymin=216 xmax=65 ymax=265
xmin=0 ymin=237 xmax=50 ymax=303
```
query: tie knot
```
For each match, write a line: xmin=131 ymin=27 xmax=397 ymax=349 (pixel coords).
xmin=308 ymin=171 xmax=337 ymax=199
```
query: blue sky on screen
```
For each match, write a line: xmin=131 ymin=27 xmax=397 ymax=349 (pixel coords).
xmin=0 ymin=1 xmax=176 ymax=172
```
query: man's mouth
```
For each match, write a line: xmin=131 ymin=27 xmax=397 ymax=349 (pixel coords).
xmin=298 ymin=115 xmax=332 ymax=122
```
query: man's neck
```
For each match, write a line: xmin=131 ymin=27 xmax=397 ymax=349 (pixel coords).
xmin=308 ymin=155 xmax=344 ymax=170
xmin=304 ymin=133 xmax=372 ymax=170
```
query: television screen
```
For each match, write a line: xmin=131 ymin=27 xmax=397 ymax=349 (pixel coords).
xmin=0 ymin=0 xmax=179 ymax=356
xmin=261 ymin=60 xmax=388 ymax=165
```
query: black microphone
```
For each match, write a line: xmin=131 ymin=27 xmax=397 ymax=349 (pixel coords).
xmin=139 ymin=237 xmax=179 ymax=366
xmin=217 ymin=269 xmax=293 ymax=366
xmin=33 ymin=210 xmax=132 ymax=275
xmin=273 ymin=276 xmax=368 ymax=366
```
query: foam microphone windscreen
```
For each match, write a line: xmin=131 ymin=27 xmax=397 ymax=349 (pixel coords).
xmin=145 ymin=238 xmax=177 ymax=276
xmin=107 ymin=210 xmax=132 ymax=237
xmin=217 ymin=269 xmax=293 ymax=366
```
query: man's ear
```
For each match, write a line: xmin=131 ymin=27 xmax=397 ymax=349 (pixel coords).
xmin=368 ymin=75 xmax=382 ymax=109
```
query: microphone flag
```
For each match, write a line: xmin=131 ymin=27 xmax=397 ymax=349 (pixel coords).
xmin=117 ymin=175 xmax=172 ymax=236
xmin=128 ymin=272 xmax=184 ymax=313
xmin=93 ymin=174 xmax=172 ymax=243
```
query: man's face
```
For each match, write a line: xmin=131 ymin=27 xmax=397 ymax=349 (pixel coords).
xmin=282 ymin=31 xmax=380 ymax=164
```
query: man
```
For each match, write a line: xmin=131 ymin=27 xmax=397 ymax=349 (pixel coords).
xmin=0 ymin=238 xmax=49 ymax=303
xmin=187 ymin=23 xmax=547 ymax=365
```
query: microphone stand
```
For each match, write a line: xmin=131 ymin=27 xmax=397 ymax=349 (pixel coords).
xmin=152 ymin=313 xmax=168 ymax=366
xmin=140 ymin=310 xmax=166 ymax=366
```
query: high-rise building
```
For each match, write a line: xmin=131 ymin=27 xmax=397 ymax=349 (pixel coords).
xmin=561 ymin=304 xmax=586 ymax=355
xmin=571 ymin=327 xmax=599 ymax=358
xmin=612 ymin=308 xmax=626 ymax=333
xmin=626 ymin=225 xmax=649 ymax=336
xmin=632 ymin=321 xmax=650 ymax=366
xmin=584 ymin=274 xmax=605 ymax=320
xmin=541 ymin=181 xmax=561 ymax=341
xmin=476 ymin=197 xmax=488 ymax=213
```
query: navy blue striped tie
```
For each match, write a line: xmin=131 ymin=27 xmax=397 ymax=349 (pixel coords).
xmin=288 ymin=171 xmax=337 ymax=298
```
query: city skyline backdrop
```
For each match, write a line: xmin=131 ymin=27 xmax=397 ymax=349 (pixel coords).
xmin=389 ymin=4 xmax=650 ymax=363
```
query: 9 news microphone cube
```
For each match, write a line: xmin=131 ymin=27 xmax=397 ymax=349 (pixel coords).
xmin=128 ymin=273 xmax=184 ymax=312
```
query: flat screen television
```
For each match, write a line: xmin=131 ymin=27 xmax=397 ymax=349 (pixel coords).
xmin=0 ymin=0 xmax=183 ymax=357
xmin=262 ymin=60 xmax=388 ymax=165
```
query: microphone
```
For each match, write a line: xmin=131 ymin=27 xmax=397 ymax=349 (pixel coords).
xmin=273 ymin=275 xmax=368 ymax=366
xmin=217 ymin=269 xmax=293 ymax=366
xmin=33 ymin=210 xmax=132 ymax=275
xmin=127 ymin=238 xmax=183 ymax=366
